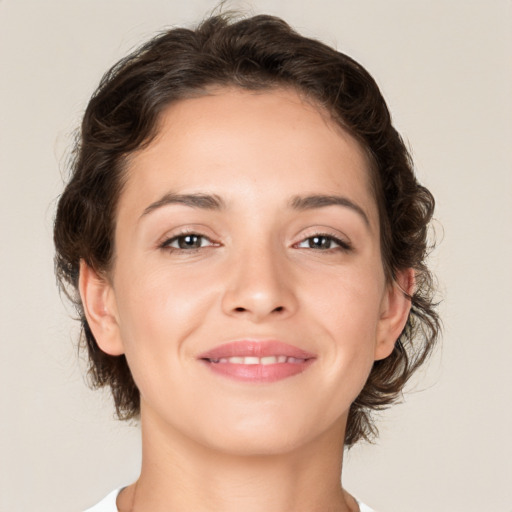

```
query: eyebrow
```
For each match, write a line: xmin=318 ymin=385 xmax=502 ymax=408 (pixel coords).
xmin=140 ymin=192 xmax=370 ymax=228
xmin=289 ymin=194 xmax=370 ymax=227
xmin=141 ymin=193 xmax=226 ymax=217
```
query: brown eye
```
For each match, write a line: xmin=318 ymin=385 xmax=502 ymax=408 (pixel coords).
xmin=296 ymin=234 xmax=351 ymax=251
xmin=307 ymin=236 xmax=334 ymax=250
xmin=177 ymin=234 xmax=203 ymax=249
xmin=163 ymin=234 xmax=213 ymax=250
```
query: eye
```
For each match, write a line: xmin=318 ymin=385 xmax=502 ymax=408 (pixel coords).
xmin=161 ymin=233 xmax=216 ymax=251
xmin=296 ymin=234 xmax=351 ymax=251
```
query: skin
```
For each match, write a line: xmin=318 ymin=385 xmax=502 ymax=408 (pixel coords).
xmin=80 ymin=88 xmax=413 ymax=512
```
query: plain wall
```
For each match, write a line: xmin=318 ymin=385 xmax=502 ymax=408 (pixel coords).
xmin=1 ymin=1 xmax=511 ymax=511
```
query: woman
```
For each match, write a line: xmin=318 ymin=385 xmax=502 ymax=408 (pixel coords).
xmin=54 ymin=13 xmax=439 ymax=512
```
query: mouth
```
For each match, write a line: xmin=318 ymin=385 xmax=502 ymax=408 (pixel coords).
xmin=205 ymin=355 xmax=308 ymax=364
xmin=197 ymin=340 xmax=316 ymax=383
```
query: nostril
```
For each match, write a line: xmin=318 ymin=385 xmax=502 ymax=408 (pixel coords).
xmin=232 ymin=306 xmax=284 ymax=314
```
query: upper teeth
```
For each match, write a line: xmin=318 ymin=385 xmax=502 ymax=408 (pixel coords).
xmin=208 ymin=356 xmax=306 ymax=365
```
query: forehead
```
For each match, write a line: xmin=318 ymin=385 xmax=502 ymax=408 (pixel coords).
xmin=120 ymin=87 xmax=378 ymax=227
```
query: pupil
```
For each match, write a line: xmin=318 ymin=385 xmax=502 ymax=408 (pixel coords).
xmin=179 ymin=235 xmax=200 ymax=249
xmin=310 ymin=236 xmax=330 ymax=249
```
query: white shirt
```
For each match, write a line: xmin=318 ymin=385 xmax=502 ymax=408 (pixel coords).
xmin=84 ymin=488 xmax=377 ymax=512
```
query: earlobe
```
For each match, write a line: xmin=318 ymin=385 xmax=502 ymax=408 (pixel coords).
xmin=374 ymin=268 xmax=415 ymax=361
xmin=78 ymin=260 xmax=125 ymax=356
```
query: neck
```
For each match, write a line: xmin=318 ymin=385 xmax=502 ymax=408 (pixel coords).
xmin=117 ymin=404 xmax=358 ymax=512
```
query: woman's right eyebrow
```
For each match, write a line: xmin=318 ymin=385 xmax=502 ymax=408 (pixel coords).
xmin=140 ymin=192 xmax=226 ymax=218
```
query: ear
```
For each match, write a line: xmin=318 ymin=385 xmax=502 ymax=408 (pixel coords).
xmin=78 ymin=259 xmax=125 ymax=356
xmin=374 ymin=268 xmax=415 ymax=361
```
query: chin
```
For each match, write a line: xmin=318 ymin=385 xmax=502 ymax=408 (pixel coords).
xmin=206 ymin=430 xmax=308 ymax=457
xmin=197 ymin=413 xmax=336 ymax=458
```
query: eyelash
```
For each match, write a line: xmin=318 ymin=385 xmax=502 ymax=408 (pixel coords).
xmin=294 ymin=233 xmax=352 ymax=252
xmin=159 ymin=232 xmax=352 ymax=253
xmin=159 ymin=232 xmax=217 ymax=252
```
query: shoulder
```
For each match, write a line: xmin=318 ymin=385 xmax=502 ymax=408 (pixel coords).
xmin=83 ymin=488 xmax=121 ymax=512
xmin=357 ymin=500 xmax=377 ymax=512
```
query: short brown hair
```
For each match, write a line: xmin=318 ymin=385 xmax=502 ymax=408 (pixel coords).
xmin=54 ymin=13 xmax=440 ymax=446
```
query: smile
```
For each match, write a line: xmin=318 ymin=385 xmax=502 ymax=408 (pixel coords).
xmin=206 ymin=356 xmax=307 ymax=364
xmin=198 ymin=340 xmax=316 ymax=383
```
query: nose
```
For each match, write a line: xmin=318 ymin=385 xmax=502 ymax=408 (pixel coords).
xmin=221 ymin=242 xmax=298 ymax=322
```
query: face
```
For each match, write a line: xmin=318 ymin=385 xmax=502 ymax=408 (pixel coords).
xmin=82 ymin=88 xmax=410 ymax=455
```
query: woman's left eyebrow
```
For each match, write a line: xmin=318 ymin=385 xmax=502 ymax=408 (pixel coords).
xmin=141 ymin=192 xmax=226 ymax=218
xmin=289 ymin=194 xmax=370 ymax=228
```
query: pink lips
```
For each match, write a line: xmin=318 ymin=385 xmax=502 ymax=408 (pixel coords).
xmin=198 ymin=340 xmax=316 ymax=383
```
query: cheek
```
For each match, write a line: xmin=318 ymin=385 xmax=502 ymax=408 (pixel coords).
xmin=116 ymin=259 xmax=216 ymax=328
xmin=112 ymin=263 xmax=219 ymax=381
xmin=304 ymin=264 xmax=385 ymax=389
xmin=306 ymin=261 xmax=385 ymax=337
xmin=112 ymin=273 xmax=212 ymax=410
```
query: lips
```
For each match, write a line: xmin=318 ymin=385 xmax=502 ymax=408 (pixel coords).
xmin=198 ymin=340 xmax=316 ymax=383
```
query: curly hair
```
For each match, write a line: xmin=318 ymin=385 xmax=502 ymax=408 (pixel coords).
xmin=54 ymin=13 xmax=440 ymax=446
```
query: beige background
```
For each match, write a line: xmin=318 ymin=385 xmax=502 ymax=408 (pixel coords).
xmin=1 ymin=1 xmax=511 ymax=511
